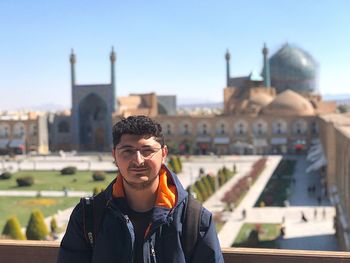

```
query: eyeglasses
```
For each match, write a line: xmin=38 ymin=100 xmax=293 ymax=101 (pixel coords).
xmin=116 ymin=146 xmax=162 ymax=160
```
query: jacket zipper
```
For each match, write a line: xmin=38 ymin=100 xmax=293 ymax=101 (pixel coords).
xmin=107 ymin=202 xmax=135 ymax=262
xmin=150 ymin=241 xmax=156 ymax=263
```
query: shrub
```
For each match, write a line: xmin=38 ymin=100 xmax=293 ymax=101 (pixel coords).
xmin=206 ymin=174 xmax=216 ymax=192
xmin=26 ymin=209 xmax=49 ymax=240
xmin=195 ymin=180 xmax=209 ymax=201
xmin=191 ymin=185 xmax=203 ymax=203
xmin=16 ymin=176 xmax=34 ymax=187
xmin=168 ymin=156 xmax=181 ymax=173
xmin=2 ymin=216 xmax=26 ymax=240
xmin=177 ymin=156 xmax=182 ymax=171
xmin=167 ymin=161 xmax=174 ymax=172
xmin=92 ymin=171 xmax=106 ymax=181
xmin=247 ymin=229 xmax=259 ymax=246
xmin=202 ymin=176 xmax=214 ymax=196
xmin=0 ymin=172 xmax=12 ymax=180
xmin=50 ymin=217 xmax=58 ymax=233
xmin=93 ymin=187 xmax=104 ymax=196
xmin=60 ymin=166 xmax=77 ymax=175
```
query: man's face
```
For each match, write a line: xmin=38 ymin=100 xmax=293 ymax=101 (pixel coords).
xmin=112 ymin=134 xmax=168 ymax=190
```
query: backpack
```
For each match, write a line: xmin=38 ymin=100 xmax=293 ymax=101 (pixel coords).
xmin=81 ymin=192 xmax=202 ymax=262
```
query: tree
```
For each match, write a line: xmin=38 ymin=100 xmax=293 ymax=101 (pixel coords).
xmin=202 ymin=176 xmax=214 ymax=196
xmin=93 ymin=187 xmax=104 ymax=196
xmin=0 ymin=172 xmax=12 ymax=180
xmin=50 ymin=217 xmax=58 ymax=234
xmin=60 ymin=166 xmax=77 ymax=175
xmin=92 ymin=171 xmax=106 ymax=181
xmin=26 ymin=210 xmax=49 ymax=240
xmin=168 ymin=156 xmax=181 ymax=173
xmin=338 ymin=104 xmax=348 ymax=113
xmin=176 ymin=156 xmax=182 ymax=171
xmin=2 ymin=216 xmax=26 ymax=240
xmin=16 ymin=176 xmax=34 ymax=187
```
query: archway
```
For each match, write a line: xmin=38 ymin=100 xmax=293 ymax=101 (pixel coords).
xmin=78 ymin=93 xmax=108 ymax=151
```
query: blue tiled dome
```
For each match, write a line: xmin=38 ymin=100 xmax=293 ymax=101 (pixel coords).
xmin=269 ymin=44 xmax=318 ymax=93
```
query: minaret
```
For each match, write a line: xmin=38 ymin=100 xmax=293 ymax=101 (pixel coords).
xmin=225 ymin=49 xmax=231 ymax=87
xmin=70 ymin=49 xmax=76 ymax=88
xmin=110 ymin=47 xmax=116 ymax=111
xmin=262 ymin=43 xmax=271 ymax=88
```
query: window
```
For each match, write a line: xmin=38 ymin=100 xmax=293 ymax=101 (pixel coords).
xmin=0 ymin=125 xmax=10 ymax=138
xmin=253 ymin=120 xmax=267 ymax=136
xmin=13 ymin=123 xmax=25 ymax=138
xmin=184 ymin=124 xmax=189 ymax=135
xmin=292 ymin=119 xmax=307 ymax=135
xmin=236 ymin=122 xmax=246 ymax=135
xmin=277 ymin=123 xmax=281 ymax=134
xmin=202 ymin=124 xmax=207 ymax=135
xmin=29 ymin=124 xmax=37 ymax=136
xmin=220 ymin=123 xmax=225 ymax=135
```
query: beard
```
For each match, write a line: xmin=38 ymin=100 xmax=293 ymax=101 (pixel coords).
xmin=120 ymin=162 xmax=160 ymax=191
xmin=122 ymin=173 xmax=159 ymax=191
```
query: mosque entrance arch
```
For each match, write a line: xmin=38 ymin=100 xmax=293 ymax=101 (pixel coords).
xmin=78 ymin=93 xmax=108 ymax=151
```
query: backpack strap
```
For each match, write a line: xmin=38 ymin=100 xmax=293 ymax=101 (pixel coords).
xmin=81 ymin=191 xmax=107 ymax=248
xmin=182 ymin=194 xmax=202 ymax=262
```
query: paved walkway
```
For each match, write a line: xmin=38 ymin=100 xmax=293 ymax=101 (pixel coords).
xmin=217 ymin=156 xmax=282 ymax=247
xmin=216 ymin=155 xmax=337 ymax=250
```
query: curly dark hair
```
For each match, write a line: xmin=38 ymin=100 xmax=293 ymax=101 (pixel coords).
xmin=112 ymin=115 xmax=165 ymax=148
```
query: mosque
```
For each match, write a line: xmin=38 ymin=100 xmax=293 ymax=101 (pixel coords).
xmin=0 ymin=43 xmax=337 ymax=155
xmin=153 ymin=43 xmax=335 ymax=155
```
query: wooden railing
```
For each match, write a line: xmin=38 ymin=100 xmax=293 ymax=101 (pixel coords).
xmin=1 ymin=240 xmax=350 ymax=263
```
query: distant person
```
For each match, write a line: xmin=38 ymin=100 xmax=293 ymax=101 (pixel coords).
xmin=317 ymin=196 xmax=322 ymax=205
xmin=322 ymin=207 xmax=327 ymax=220
xmin=242 ymin=209 xmax=247 ymax=219
xmin=314 ymin=208 xmax=317 ymax=220
xmin=301 ymin=211 xmax=308 ymax=222
xmin=62 ymin=187 xmax=68 ymax=197
xmin=280 ymin=226 xmax=285 ymax=237
xmin=57 ymin=115 xmax=223 ymax=263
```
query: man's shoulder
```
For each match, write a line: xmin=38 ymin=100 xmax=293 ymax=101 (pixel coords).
xmin=199 ymin=206 xmax=212 ymax=231
xmin=68 ymin=199 xmax=84 ymax=223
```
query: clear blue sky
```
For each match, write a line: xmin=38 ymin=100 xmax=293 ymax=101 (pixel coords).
xmin=1 ymin=0 xmax=350 ymax=110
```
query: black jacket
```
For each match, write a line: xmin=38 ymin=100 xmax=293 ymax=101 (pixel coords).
xmin=57 ymin=166 xmax=224 ymax=263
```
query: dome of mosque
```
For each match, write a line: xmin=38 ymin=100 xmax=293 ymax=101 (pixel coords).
xmin=262 ymin=89 xmax=315 ymax=116
xmin=269 ymin=44 xmax=318 ymax=93
xmin=249 ymin=93 xmax=274 ymax=107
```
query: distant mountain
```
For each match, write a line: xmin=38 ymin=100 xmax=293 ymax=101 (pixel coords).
xmin=178 ymin=101 xmax=223 ymax=109
xmin=323 ymin=94 xmax=350 ymax=101
xmin=16 ymin=103 xmax=69 ymax=112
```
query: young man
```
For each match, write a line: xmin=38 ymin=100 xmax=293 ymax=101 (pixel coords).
xmin=57 ymin=115 xmax=223 ymax=263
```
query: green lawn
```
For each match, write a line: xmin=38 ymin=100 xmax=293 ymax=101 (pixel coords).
xmin=255 ymin=178 xmax=292 ymax=206
xmin=0 ymin=171 xmax=115 ymax=191
xmin=254 ymin=159 xmax=296 ymax=207
xmin=232 ymin=223 xmax=281 ymax=248
xmin=0 ymin=196 xmax=80 ymax=232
